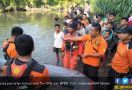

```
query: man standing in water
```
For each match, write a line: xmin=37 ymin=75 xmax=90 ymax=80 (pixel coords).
xmin=62 ymin=22 xmax=83 ymax=70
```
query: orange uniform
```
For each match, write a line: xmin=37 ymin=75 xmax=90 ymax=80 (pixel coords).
xmin=3 ymin=58 xmax=50 ymax=88
xmin=2 ymin=38 xmax=17 ymax=59
xmin=79 ymin=34 xmax=108 ymax=67
xmin=62 ymin=34 xmax=84 ymax=69
xmin=111 ymin=41 xmax=132 ymax=74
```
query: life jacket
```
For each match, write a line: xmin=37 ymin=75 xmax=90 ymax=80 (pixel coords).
xmin=4 ymin=59 xmax=45 ymax=90
xmin=3 ymin=40 xmax=14 ymax=60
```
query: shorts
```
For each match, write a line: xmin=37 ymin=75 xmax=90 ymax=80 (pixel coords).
xmin=53 ymin=47 xmax=62 ymax=53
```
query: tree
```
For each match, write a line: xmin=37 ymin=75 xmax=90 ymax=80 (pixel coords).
xmin=0 ymin=0 xmax=86 ymax=10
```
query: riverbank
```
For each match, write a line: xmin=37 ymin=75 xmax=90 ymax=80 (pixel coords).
xmin=0 ymin=6 xmax=67 ymax=13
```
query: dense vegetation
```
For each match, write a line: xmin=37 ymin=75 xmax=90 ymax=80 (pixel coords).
xmin=0 ymin=0 xmax=131 ymax=18
xmin=0 ymin=0 xmax=85 ymax=8
xmin=92 ymin=0 xmax=132 ymax=18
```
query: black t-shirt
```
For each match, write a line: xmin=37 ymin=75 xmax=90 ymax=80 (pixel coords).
xmin=111 ymin=21 xmax=118 ymax=31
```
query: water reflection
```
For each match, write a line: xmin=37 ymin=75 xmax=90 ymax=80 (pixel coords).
xmin=0 ymin=12 xmax=64 ymax=65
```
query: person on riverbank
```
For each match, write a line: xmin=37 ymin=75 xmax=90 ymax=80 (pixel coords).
xmin=108 ymin=13 xmax=118 ymax=54
xmin=3 ymin=34 xmax=50 ymax=90
xmin=102 ymin=22 xmax=113 ymax=42
xmin=102 ymin=22 xmax=114 ymax=67
xmin=76 ymin=22 xmax=86 ymax=36
xmin=63 ymin=22 xmax=69 ymax=35
xmin=54 ymin=15 xmax=60 ymax=24
xmin=108 ymin=26 xmax=132 ymax=90
xmin=62 ymin=22 xmax=83 ymax=70
xmin=108 ymin=12 xmax=118 ymax=32
xmin=53 ymin=24 xmax=64 ymax=65
xmin=54 ymin=15 xmax=59 ymax=21
xmin=81 ymin=14 xmax=88 ymax=26
xmin=85 ymin=17 xmax=92 ymax=34
xmin=2 ymin=26 xmax=23 ymax=60
xmin=120 ymin=17 xmax=129 ymax=30
xmin=84 ymin=1 xmax=91 ymax=17
xmin=65 ymin=14 xmax=73 ymax=24
xmin=64 ymin=22 xmax=108 ymax=90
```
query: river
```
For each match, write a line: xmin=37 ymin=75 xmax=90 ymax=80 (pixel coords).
xmin=0 ymin=11 xmax=64 ymax=65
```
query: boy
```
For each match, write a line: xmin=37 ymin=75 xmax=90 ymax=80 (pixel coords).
xmin=63 ymin=22 xmax=69 ymax=35
xmin=53 ymin=24 xmax=64 ymax=65
xmin=102 ymin=22 xmax=113 ymax=41
xmin=77 ymin=22 xmax=86 ymax=36
xmin=108 ymin=12 xmax=117 ymax=31
xmin=120 ymin=17 xmax=128 ymax=30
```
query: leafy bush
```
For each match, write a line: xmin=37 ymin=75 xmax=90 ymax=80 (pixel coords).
xmin=92 ymin=0 xmax=132 ymax=18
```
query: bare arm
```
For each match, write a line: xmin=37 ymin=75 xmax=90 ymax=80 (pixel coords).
xmin=64 ymin=37 xmax=81 ymax=41
xmin=64 ymin=34 xmax=89 ymax=42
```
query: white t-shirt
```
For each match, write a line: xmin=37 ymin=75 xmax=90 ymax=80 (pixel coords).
xmin=77 ymin=28 xmax=86 ymax=36
xmin=54 ymin=31 xmax=64 ymax=48
xmin=85 ymin=24 xmax=92 ymax=34
xmin=66 ymin=19 xmax=72 ymax=24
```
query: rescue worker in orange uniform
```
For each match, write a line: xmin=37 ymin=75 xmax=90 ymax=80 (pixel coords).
xmin=64 ymin=23 xmax=108 ymax=90
xmin=62 ymin=22 xmax=83 ymax=70
xmin=3 ymin=34 xmax=50 ymax=90
xmin=2 ymin=26 xmax=23 ymax=60
xmin=108 ymin=26 xmax=132 ymax=90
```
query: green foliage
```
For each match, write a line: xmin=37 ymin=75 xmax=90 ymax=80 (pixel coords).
xmin=0 ymin=0 xmax=131 ymax=19
xmin=0 ymin=0 xmax=85 ymax=9
xmin=93 ymin=0 xmax=132 ymax=18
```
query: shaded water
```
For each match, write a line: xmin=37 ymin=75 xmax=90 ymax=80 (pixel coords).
xmin=0 ymin=12 xmax=64 ymax=65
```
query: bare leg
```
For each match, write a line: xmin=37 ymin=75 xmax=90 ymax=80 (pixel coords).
xmin=56 ymin=52 xmax=59 ymax=65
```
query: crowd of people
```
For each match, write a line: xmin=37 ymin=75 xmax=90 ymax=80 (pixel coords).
xmin=0 ymin=4 xmax=132 ymax=90
xmin=53 ymin=5 xmax=132 ymax=90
